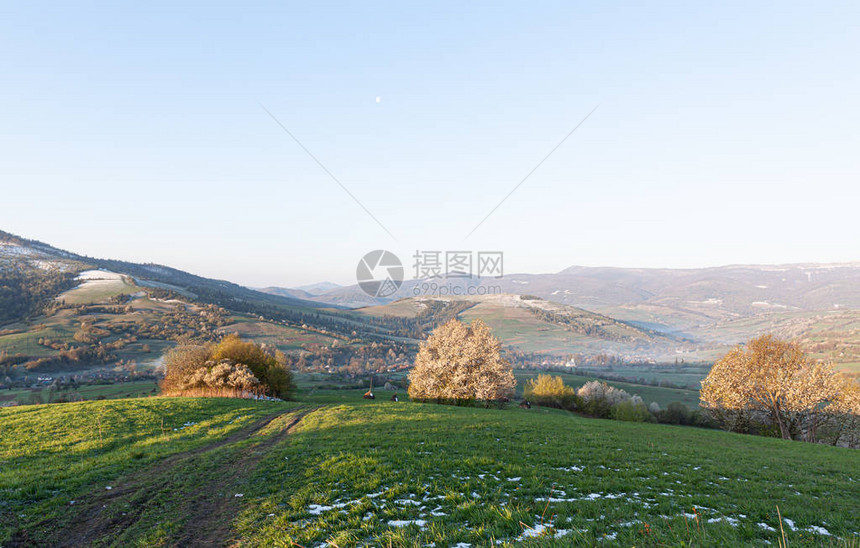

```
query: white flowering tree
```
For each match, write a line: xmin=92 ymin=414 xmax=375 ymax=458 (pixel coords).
xmin=408 ymin=319 xmax=516 ymax=402
xmin=577 ymin=380 xmax=631 ymax=406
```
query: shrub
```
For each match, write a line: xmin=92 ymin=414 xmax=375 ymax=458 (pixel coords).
xmin=161 ymin=344 xmax=211 ymax=393
xmin=690 ymin=409 xmax=719 ymax=429
xmin=210 ymin=334 xmax=295 ymax=399
xmin=160 ymin=335 xmax=295 ymax=399
xmin=524 ymin=374 xmax=578 ymax=410
xmin=612 ymin=400 xmax=653 ymax=422
xmin=207 ymin=361 xmax=260 ymax=391
xmin=263 ymin=361 xmax=295 ymax=399
xmin=577 ymin=380 xmax=631 ymax=418
xmin=656 ymin=401 xmax=692 ymax=425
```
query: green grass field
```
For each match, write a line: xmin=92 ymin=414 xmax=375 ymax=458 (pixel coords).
xmin=218 ymin=316 xmax=341 ymax=351
xmin=58 ymin=271 xmax=141 ymax=305
xmin=0 ymin=398 xmax=297 ymax=545
xmin=460 ymin=303 xmax=594 ymax=354
xmin=2 ymin=396 xmax=857 ymax=546
xmin=0 ymin=309 xmax=80 ymax=357
xmin=0 ymin=379 xmax=161 ymax=405
xmin=574 ymin=364 xmax=711 ymax=388
xmin=514 ymin=370 xmax=702 ymax=409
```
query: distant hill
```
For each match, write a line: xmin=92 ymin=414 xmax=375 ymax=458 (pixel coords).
xmin=295 ymin=281 xmax=342 ymax=294
xmin=548 ymin=263 xmax=860 ymax=314
xmin=0 ymin=229 xmax=409 ymax=379
xmin=259 ymin=282 xmax=343 ymax=301
xmin=278 ymin=278 xmax=486 ymax=309
xmin=0 ymin=229 xmax=392 ymax=350
xmin=294 ymin=262 xmax=860 ymax=367
xmin=298 ymin=263 xmax=860 ymax=314
xmin=0 ymin=229 xmax=332 ymax=315
xmin=257 ymin=286 xmax=317 ymax=301
xmin=357 ymin=293 xmax=697 ymax=362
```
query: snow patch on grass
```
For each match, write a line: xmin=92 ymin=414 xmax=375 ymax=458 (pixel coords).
xmin=555 ymin=465 xmax=585 ymax=472
xmin=517 ymin=523 xmax=571 ymax=540
xmin=388 ymin=519 xmax=427 ymax=528
xmin=806 ymin=525 xmax=831 ymax=536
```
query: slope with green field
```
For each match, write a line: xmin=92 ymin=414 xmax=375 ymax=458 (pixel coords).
xmin=0 ymin=229 xmax=387 ymax=342
xmin=2 ymin=396 xmax=857 ymax=546
xmin=357 ymin=294 xmax=695 ymax=360
xmin=0 ymin=230 xmax=407 ymax=382
xmin=0 ymin=277 xmax=347 ymax=378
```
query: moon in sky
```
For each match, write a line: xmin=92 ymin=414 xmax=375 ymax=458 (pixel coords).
xmin=375 ymin=96 xmax=381 ymax=103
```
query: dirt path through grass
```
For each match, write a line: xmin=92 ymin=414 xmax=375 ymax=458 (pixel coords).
xmin=14 ymin=406 xmax=322 ymax=547
xmin=175 ymin=406 xmax=320 ymax=547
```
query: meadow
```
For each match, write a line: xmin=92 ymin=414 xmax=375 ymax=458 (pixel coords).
xmin=0 ymin=379 xmax=161 ymax=406
xmin=0 ymin=397 xmax=297 ymax=544
xmin=218 ymin=316 xmax=342 ymax=352
xmin=57 ymin=271 xmax=141 ymax=305
xmin=513 ymin=370 xmax=702 ymax=409
xmin=2 ymin=395 xmax=858 ymax=546
xmin=573 ymin=365 xmax=711 ymax=388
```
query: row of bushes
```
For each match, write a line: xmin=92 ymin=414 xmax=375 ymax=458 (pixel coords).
xmin=523 ymin=375 xmax=712 ymax=426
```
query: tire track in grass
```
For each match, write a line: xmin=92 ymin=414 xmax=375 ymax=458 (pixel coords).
xmin=175 ymin=406 xmax=321 ymax=547
xmin=10 ymin=406 xmax=321 ymax=547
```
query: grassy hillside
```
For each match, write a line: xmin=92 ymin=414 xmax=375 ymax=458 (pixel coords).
xmin=689 ymin=309 xmax=860 ymax=375
xmin=217 ymin=316 xmax=341 ymax=351
xmin=0 ymin=230 xmax=390 ymax=345
xmin=0 ymin=268 xmax=369 ymax=381
xmin=57 ymin=271 xmax=142 ymax=305
xmin=0 ymin=286 xmax=228 ymax=375
xmin=359 ymin=294 xmax=686 ymax=360
xmin=2 ymin=397 xmax=857 ymax=546
xmin=0 ymin=379 xmax=160 ymax=406
xmin=0 ymin=230 xmax=418 ymax=382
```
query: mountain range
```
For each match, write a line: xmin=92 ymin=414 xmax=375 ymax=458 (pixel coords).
xmin=2 ymin=229 xmax=858 ymax=370
xmin=264 ymin=262 xmax=860 ymax=320
xmin=261 ymin=261 xmax=860 ymax=367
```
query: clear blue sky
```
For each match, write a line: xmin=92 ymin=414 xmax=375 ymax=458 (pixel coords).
xmin=2 ymin=1 xmax=858 ymax=287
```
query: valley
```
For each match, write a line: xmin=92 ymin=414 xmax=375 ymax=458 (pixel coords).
xmin=3 ymin=229 xmax=859 ymax=409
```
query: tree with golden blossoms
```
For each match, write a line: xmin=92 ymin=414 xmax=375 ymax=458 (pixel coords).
xmin=821 ymin=374 xmax=860 ymax=447
xmin=701 ymin=334 xmax=860 ymax=445
xmin=523 ymin=374 xmax=577 ymax=409
xmin=408 ymin=319 xmax=516 ymax=403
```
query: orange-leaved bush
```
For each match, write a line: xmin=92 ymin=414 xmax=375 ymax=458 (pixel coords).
xmin=161 ymin=334 xmax=295 ymax=399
